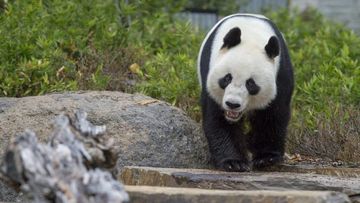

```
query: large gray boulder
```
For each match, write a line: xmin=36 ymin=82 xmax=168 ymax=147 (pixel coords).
xmin=0 ymin=91 xmax=210 ymax=201
xmin=0 ymin=91 xmax=209 ymax=170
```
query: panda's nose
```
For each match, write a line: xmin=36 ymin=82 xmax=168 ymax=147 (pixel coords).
xmin=225 ymin=101 xmax=241 ymax=109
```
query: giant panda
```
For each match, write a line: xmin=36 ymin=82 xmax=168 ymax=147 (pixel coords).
xmin=198 ymin=14 xmax=294 ymax=172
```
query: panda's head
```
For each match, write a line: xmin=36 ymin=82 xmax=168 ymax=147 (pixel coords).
xmin=207 ymin=27 xmax=279 ymax=122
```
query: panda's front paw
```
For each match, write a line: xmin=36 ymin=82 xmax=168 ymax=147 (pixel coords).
xmin=218 ymin=159 xmax=250 ymax=172
xmin=253 ymin=154 xmax=283 ymax=169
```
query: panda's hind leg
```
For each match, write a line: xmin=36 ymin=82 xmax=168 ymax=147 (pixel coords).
xmin=248 ymin=104 xmax=291 ymax=169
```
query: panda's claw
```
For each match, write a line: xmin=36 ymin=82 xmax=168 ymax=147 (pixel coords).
xmin=220 ymin=159 xmax=250 ymax=172
xmin=253 ymin=154 xmax=283 ymax=169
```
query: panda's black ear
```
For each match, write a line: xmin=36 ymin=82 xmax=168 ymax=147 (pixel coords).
xmin=265 ymin=36 xmax=279 ymax=58
xmin=221 ymin=27 xmax=241 ymax=49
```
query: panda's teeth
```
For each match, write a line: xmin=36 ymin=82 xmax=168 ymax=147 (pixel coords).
xmin=226 ymin=111 xmax=240 ymax=119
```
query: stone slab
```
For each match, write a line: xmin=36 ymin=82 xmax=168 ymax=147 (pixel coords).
xmin=265 ymin=164 xmax=360 ymax=178
xmin=120 ymin=166 xmax=360 ymax=196
xmin=125 ymin=185 xmax=350 ymax=203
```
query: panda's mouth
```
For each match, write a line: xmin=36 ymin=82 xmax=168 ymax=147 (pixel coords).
xmin=225 ymin=110 xmax=242 ymax=121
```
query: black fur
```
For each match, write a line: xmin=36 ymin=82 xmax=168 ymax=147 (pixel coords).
xmin=218 ymin=73 xmax=232 ymax=89
xmin=265 ymin=36 xmax=280 ymax=58
xmin=199 ymin=15 xmax=294 ymax=172
xmin=245 ymin=78 xmax=260 ymax=95
xmin=221 ymin=27 xmax=241 ymax=49
xmin=201 ymin=90 xmax=250 ymax=172
xmin=200 ymin=25 xmax=218 ymax=88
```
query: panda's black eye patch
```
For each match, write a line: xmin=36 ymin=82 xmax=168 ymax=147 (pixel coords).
xmin=218 ymin=73 xmax=232 ymax=89
xmin=246 ymin=78 xmax=260 ymax=95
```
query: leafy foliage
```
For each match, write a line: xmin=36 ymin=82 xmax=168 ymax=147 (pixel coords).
xmin=0 ymin=0 xmax=116 ymax=96
xmin=0 ymin=0 xmax=190 ymax=96
xmin=186 ymin=0 xmax=246 ymax=15
xmin=137 ymin=52 xmax=201 ymax=120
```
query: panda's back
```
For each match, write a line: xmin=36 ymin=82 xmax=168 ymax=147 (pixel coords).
xmin=197 ymin=14 xmax=280 ymax=88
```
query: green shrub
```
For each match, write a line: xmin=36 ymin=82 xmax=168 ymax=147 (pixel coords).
xmin=0 ymin=0 xmax=118 ymax=96
xmin=134 ymin=15 xmax=204 ymax=120
xmin=186 ymin=0 xmax=242 ymax=16
xmin=137 ymin=52 xmax=201 ymax=120
xmin=0 ymin=0 xmax=192 ymax=97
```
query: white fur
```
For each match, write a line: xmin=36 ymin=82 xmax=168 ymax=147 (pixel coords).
xmin=198 ymin=14 xmax=280 ymax=113
xmin=197 ymin=14 xmax=269 ymax=86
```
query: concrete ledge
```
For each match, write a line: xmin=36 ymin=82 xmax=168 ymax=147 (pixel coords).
xmin=125 ymin=185 xmax=351 ymax=203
